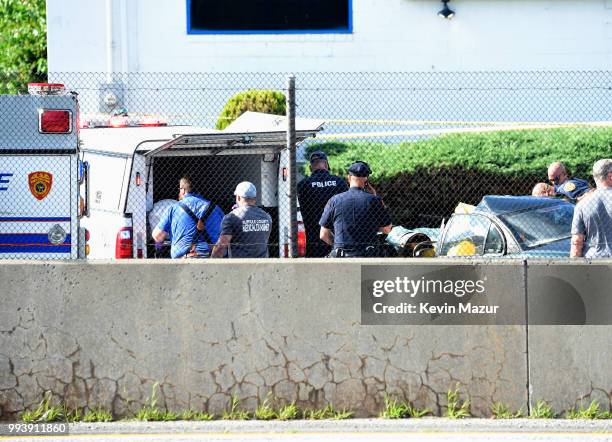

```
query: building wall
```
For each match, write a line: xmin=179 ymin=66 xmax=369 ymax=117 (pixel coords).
xmin=47 ymin=0 xmax=612 ymax=73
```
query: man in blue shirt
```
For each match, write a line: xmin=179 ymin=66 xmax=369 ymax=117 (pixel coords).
xmin=319 ymin=161 xmax=392 ymax=257
xmin=152 ymin=177 xmax=224 ymax=258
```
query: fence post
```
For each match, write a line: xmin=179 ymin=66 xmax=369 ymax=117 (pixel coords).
xmin=286 ymin=75 xmax=298 ymax=258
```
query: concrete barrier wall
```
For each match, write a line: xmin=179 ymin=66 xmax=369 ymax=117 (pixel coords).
xmin=527 ymin=262 xmax=612 ymax=413
xmin=0 ymin=260 xmax=609 ymax=419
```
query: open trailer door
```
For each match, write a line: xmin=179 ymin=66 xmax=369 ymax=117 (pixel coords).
xmin=137 ymin=113 xmax=323 ymax=258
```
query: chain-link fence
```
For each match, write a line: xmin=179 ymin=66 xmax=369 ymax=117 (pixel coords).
xmin=1 ymin=72 xmax=611 ymax=260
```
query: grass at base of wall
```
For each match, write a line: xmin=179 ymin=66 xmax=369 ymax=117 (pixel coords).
xmin=278 ymin=403 xmax=300 ymax=420
xmin=82 ymin=409 xmax=113 ymax=423
xmin=379 ymin=395 xmax=431 ymax=419
xmin=491 ymin=402 xmax=524 ymax=419
xmin=566 ymin=401 xmax=611 ymax=419
xmin=221 ymin=395 xmax=252 ymax=420
xmin=134 ymin=407 xmax=179 ymax=422
xmin=302 ymin=404 xmax=353 ymax=420
xmin=254 ymin=395 xmax=276 ymax=420
xmin=21 ymin=392 xmax=65 ymax=423
xmin=529 ymin=400 xmax=557 ymax=419
xmin=445 ymin=387 xmax=471 ymax=419
xmin=19 ymin=390 xmax=612 ymax=423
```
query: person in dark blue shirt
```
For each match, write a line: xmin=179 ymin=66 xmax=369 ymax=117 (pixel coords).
xmin=319 ymin=161 xmax=392 ymax=257
xmin=152 ymin=177 xmax=224 ymax=258
xmin=298 ymin=151 xmax=348 ymax=257
xmin=212 ymin=181 xmax=272 ymax=259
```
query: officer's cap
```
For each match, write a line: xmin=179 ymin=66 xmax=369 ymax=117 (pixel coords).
xmin=234 ymin=181 xmax=257 ymax=198
xmin=348 ymin=161 xmax=371 ymax=177
xmin=309 ymin=151 xmax=328 ymax=163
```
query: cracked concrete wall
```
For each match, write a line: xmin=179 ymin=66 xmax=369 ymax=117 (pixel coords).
xmin=526 ymin=262 xmax=612 ymax=414
xmin=0 ymin=260 xmax=568 ymax=419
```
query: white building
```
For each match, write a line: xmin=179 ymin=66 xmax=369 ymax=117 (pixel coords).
xmin=47 ymin=0 xmax=612 ymax=73
xmin=45 ymin=1 xmax=612 ymax=127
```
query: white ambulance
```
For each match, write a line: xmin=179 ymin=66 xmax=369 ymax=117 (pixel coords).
xmin=79 ymin=111 xmax=322 ymax=259
xmin=0 ymin=84 xmax=89 ymax=259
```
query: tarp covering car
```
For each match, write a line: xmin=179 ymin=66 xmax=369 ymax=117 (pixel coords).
xmin=475 ymin=195 xmax=571 ymax=215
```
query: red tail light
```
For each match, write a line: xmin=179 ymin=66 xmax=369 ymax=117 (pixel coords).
xmin=115 ymin=227 xmax=133 ymax=259
xmin=39 ymin=109 xmax=72 ymax=133
xmin=84 ymin=228 xmax=90 ymax=256
xmin=297 ymin=222 xmax=306 ymax=257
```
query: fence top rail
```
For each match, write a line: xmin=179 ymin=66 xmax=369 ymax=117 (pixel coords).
xmin=0 ymin=258 xmax=609 ymax=266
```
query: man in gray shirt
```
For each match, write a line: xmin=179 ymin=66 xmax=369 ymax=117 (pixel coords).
xmin=212 ymin=182 xmax=272 ymax=258
xmin=571 ymin=159 xmax=612 ymax=258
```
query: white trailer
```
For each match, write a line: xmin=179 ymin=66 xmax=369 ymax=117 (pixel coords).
xmin=79 ymin=112 xmax=322 ymax=259
xmin=0 ymin=84 xmax=88 ymax=259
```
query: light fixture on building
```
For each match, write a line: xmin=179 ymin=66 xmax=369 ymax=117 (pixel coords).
xmin=438 ymin=0 xmax=455 ymax=19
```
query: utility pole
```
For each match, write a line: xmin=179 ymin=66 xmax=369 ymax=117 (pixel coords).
xmin=286 ymin=75 xmax=298 ymax=258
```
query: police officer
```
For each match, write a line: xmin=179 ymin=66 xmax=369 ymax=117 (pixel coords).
xmin=319 ymin=161 xmax=392 ymax=257
xmin=547 ymin=162 xmax=591 ymax=202
xmin=297 ymin=151 xmax=348 ymax=257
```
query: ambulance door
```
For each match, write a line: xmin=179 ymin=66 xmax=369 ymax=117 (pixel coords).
xmin=80 ymin=151 xmax=130 ymax=259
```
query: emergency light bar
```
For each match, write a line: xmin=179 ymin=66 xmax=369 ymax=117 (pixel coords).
xmin=28 ymin=83 xmax=66 ymax=95
xmin=80 ymin=113 xmax=167 ymax=129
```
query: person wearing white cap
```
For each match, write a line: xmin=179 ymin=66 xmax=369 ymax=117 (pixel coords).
xmin=212 ymin=181 xmax=273 ymax=258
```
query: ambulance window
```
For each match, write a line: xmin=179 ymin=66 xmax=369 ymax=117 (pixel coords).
xmin=83 ymin=153 xmax=128 ymax=212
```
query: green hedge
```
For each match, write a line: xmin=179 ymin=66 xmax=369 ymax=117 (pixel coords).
xmin=306 ymin=128 xmax=612 ymax=179
xmin=305 ymin=128 xmax=611 ymax=228
xmin=216 ymin=89 xmax=286 ymax=130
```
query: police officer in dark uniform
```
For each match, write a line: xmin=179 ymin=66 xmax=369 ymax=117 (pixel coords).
xmin=548 ymin=161 xmax=591 ymax=202
xmin=319 ymin=161 xmax=392 ymax=257
xmin=297 ymin=151 xmax=348 ymax=257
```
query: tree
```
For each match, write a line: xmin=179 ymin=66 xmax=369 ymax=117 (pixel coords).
xmin=216 ymin=89 xmax=286 ymax=130
xmin=0 ymin=0 xmax=47 ymax=94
